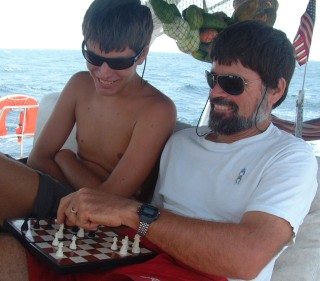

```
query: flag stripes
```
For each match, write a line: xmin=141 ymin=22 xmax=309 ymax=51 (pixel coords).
xmin=293 ymin=0 xmax=316 ymax=65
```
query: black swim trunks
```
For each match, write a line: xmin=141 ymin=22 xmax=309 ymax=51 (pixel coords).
xmin=5 ymin=154 xmax=73 ymax=219
xmin=31 ymin=171 xmax=74 ymax=219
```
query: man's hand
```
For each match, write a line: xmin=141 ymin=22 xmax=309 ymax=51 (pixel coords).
xmin=57 ymin=188 xmax=140 ymax=231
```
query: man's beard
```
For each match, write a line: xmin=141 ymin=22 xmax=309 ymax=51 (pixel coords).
xmin=208 ymin=97 xmax=267 ymax=135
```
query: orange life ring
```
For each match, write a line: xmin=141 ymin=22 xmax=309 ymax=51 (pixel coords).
xmin=0 ymin=94 xmax=39 ymax=142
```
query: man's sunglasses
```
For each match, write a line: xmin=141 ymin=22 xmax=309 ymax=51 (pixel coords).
xmin=205 ymin=70 xmax=261 ymax=96
xmin=82 ymin=41 xmax=144 ymax=70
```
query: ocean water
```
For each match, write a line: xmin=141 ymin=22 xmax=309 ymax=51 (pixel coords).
xmin=0 ymin=49 xmax=319 ymax=157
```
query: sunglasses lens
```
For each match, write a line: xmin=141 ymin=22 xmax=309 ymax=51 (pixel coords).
xmin=107 ymin=58 xmax=134 ymax=70
xmin=218 ymin=76 xmax=244 ymax=96
xmin=205 ymin=71 xmax=215 ymax=89
xmin=83 ymin=51 xmax=103 ymax=66
xmin=205 ymin=71 xmax=245 ymax=95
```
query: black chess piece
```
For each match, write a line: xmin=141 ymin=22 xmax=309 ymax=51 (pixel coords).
xmin=71 ymin=226 xmax=79 ymax=233
xmin=45 ymin=218 xmax=53 ymax=230
xmin=88 ymin=230 xmax=96 ymax=238
xmin=21 ymin=217 xmax=29 ymax=231
xmin=33 ymin=219 xmax=40 ymax=229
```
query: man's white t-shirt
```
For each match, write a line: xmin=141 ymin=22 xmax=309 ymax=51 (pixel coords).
xmin=152 ymin=124 xmax=318 ymax=281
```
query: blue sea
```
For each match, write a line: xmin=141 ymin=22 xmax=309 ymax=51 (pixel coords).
xmin=0 ymin=49 xmax=320 ymax=158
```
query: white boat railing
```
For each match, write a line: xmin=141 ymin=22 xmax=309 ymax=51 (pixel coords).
xmin=0 ymin=103 xmax=39 ymax=158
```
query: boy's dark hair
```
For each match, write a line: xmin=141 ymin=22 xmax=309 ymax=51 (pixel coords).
xmin=82 ymin=0 xmax=153 ymax=54
xmin=210 ymin=20 xmax=295 ymax=108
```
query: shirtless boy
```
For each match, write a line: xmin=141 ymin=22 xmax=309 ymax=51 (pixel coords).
xmin=0 ymin=0 xmax=176 ymax=222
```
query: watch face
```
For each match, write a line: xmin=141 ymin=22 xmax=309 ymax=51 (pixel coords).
xmin=139 ymin=204 xmax=160 ymax=223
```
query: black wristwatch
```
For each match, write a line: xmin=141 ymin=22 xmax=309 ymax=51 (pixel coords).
xmin=137 ymin=203 xmax=160 ymax=237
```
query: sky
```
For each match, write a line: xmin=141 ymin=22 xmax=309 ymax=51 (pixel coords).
xmin=0 ymin=0 xmax=319 ymax=60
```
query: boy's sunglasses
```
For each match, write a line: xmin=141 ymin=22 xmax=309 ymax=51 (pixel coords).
xmin=205 ymin=70 xmax=261 ymax=96
xmin=82 ymin=41 xmax=144 ymax=70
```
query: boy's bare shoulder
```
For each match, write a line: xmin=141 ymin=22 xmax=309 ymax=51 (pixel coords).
xmin=137 ymin=82 xmax=177 ymax=125
xmin=142 ymin=83 xmax=176 ymax=116
xmin=68 ymin=71 xmax=92 ymax=86
xmin=61 ymin=71 xmax=94 ymax=96
xmin=143 ymin=82 xmax=175 ymax=107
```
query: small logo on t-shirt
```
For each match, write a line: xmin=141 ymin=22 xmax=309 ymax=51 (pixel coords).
xmin=235 ymin=168 xmax=246 ymax=184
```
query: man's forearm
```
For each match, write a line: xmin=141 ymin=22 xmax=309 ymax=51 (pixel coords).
xmin=144 ymin=211 xmax=247 ymax=279
xmin=142 ymin=210 xmax=290 ymax=280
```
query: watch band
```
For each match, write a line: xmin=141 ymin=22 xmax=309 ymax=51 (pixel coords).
xmin=137 ymin=203 xmax=160 ymax=237
xmin=137 ymin=221 xmax=150 ymax=237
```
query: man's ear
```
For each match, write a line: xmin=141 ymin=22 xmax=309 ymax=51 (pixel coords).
xmin=268 ymin=77 xmax=286 ymax=106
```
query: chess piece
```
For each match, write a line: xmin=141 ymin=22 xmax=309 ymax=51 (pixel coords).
xmin=77 ymin=227 xmax=84 ymax=238
xmin=69 ymin=235 xmax=77 ymax=250
xmin=119 ymin=238 xmax=128 ymax=256
xmin=57 ymin=223 xmax=64 ymax=239
xmin=52 ymin=232 xmax=60 ymax=247
xmin=56 ymin=242 xmax=64 ymax=258
xmin=71 ymin=225 xmax=79 ymax=233
xmin=21 ymin=217 xmax=29 ymax=231
xmin=124 ymin=235 xmax=129 ymax=244
xmin=88 ymin=230 xmax=96 ymax=238
xmin=45 ymin=218 xmax=53 ymax=230
xmin=110 ymin=236 xmax=118 ymax=251
xmin=132 ymin=234 xmax=141 ymax=254
xmin=33 ymin=219 xmax=40 ymax=229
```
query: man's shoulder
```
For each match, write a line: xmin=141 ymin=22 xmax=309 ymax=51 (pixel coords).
xmin=264 ymin=125 xmax=317 ymax=167
xmin=169 ymin=127 xmax=197 ymax=142
xmin=270 ymin=124 xmax=313 ymax=150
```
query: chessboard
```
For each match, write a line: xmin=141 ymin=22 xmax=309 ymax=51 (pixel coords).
xmin=4 ymin=218 xmax=157 ymax=275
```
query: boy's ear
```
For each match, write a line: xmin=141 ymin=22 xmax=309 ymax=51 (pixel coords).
xmin=268 ymin=77 xmax=286 ymax=106
xmin=137 ymin=46 xmax=149 ymax=65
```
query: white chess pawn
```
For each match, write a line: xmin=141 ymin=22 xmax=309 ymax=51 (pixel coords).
xmin=110 ymin=236 xmax=118 ymax=251
xmin=134 ymin=233 xmax=140 ymax=241
xmin=52 ymin=232 xmax=59 ymax=247
xmin=56 ymin=242 xmax=64 ymax=258
xmin=57 ymin=223 xmax=64 ymax=239
xmin=124 ymin=235 xmax=129 ymax=244
xmin=77 ymin=227 xmax=84 ymax=238
xmin=69 ymin=235 xmax=77 ymax=250
xmin=119 ymin=238 xmax=128 ymax=256
xmin=132 ymin=234 xmax=141 ymax=254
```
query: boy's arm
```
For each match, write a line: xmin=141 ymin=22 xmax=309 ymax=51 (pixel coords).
xmin=96 ymin=97 xmax=176 ymax=196
xmin=53 ymin=96 xmax=176 ymax=195
xmin=54 ymin=149 xmax=105 ymax=189
xmin=27 ymin=74 xmax=80 ymax=182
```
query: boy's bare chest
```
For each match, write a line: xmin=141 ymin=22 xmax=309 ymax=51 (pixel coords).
xmin=75 ymin=103 xmax=137 ymax=171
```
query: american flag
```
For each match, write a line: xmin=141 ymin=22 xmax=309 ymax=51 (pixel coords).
xmin=293 ymin=0 xmax=316 ymax=66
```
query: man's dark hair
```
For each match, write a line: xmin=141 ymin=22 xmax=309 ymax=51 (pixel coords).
xmin=82 ymin=0 xmax=153 ymax=54
xmin=210 ymin=20 xmax=295 ymax=108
